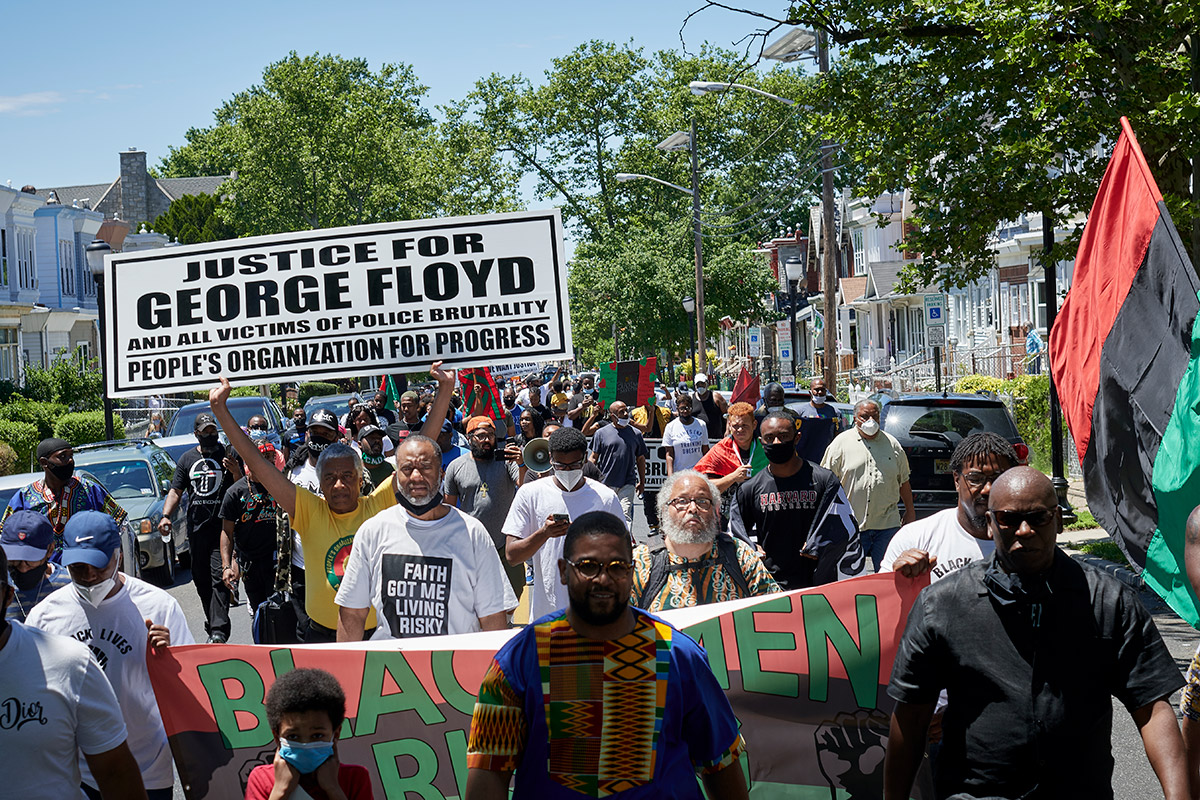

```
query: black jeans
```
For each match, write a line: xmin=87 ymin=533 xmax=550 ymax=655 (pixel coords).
xmin=189 ymin=528 xmax=231 ymax=639
xmin=238 ymin=552 xmax=276 ymax=614
xmin=291 ymin=564 xmax=310 ymax=642
xmin=644 ymin=491 xmax=659 ymax=529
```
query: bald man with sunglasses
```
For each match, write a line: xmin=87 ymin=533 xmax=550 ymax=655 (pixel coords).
xmin=884 ymin=467 xmax=1187 ymax=800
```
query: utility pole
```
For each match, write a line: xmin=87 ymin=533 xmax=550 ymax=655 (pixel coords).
xmin=1043 ymin=212 xmax=1072 ymax=514
xmin=691 ymin=116 xmax=707 ymax=374
xmin=817 ymin=31 xmax=839 ymax=395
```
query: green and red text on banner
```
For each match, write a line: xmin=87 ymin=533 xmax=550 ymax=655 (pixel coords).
xmin=148 ymin=574 xmax=929 ymax=799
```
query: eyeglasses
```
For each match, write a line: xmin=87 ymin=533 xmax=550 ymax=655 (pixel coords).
xmin=667 ymin=497 xmax=715 ymax=511
xmin=468 ymin=431 xmax=496 ymax=441
xmin=987 ymin=508 xmax=1056 ymax=530
xmin=566 ymin=558 xmax=633 ymax=580
xmin=551 ymin=458 xmax=585 ymax=470
xmin=960 ymin=471 xmax=1005 ymax=487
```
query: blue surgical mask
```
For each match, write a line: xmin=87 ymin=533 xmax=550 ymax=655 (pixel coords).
xmin=278 ymin=738 xmax=334 ymax=774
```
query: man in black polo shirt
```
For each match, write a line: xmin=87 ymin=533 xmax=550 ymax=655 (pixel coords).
xmin=884 ymin=467 xmax=1188 ymax=800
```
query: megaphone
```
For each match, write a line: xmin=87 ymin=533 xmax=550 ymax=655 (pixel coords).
xmin=522 ymin=437 xmax=552 ymax=473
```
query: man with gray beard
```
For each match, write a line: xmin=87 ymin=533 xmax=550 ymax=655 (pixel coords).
xmin=630 ymin=470 xmax=779 ymax=612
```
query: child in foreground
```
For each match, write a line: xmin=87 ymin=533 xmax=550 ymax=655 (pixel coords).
xmin=244 ymin=668 xmax=373 ymax=800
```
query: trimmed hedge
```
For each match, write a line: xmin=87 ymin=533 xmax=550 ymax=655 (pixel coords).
xmin=0 ymin=441 xmax=15 ymax=476
xmin=954 ymin=373 xmax=1052 ymax=472
xmin=53 ymin=412 xmax=125 ymax=446
xmin=0 ymin=399 xmax=69 ymax=441
xmin=298 ymin=382 xmax=339 ymax=407
xmin=0 ymin=420 xmax=38 ymax=472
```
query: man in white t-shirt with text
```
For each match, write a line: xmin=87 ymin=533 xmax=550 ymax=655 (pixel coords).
xmin=26 ymin=510 xmax=191 ymax=800
xmin=0 ymin=545 xmax=149 ymax=799
xmin=335 ymin=434 xmax=517 ymax=641
xmin=881 ymin=432 xmax=1020 ymax=582
xmin=662 ymin=393 xmax=711 ymax=475
xmin=504 ymin=427 xmax=627 ymax=621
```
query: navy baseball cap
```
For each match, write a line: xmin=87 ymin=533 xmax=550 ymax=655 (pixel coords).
xmin=60 ymin=511 xmax=122 ymax=568
xmin=1 ymin=510 xmax=55 ymax=561
xmin=356 ymin=424 xmax=384 ymax=442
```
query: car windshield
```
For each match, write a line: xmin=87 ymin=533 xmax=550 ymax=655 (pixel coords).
xmin=0 ymin=487 xmax=18 ymax=508
xmin=76 ymin=460 xmax=157 ymax=499
xmin=883 ymin=403 xmax=1018 ymax=443
xmin=168 ymin=403 xmax=268 ymax=436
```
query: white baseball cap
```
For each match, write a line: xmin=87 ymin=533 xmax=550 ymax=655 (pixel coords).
xmin=694 ymin=373 xmax=709 ymax=384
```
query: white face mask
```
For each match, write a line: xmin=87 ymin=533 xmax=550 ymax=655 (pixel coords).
xmin=615 ymin=417 xmax=631 ymax=427
xmin=811 ymin=393 xmax=827 ymax=406
xmin=555 ymin=469 xmax=583 ymax=491
xmin=767 ymin=405 xmax=785 ymax=413
xmin=74 ymin=573 xmax=117 ymax=608
xmin=858 ymin=418 xmax=880 ymax=437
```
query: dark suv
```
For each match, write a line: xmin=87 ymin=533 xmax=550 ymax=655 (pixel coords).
xmin=878 ymin=393 xmax=1029 ymax=520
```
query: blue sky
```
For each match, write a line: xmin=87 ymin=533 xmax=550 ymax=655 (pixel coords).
xmin=1 ymin=0 xmax=782 ymax=191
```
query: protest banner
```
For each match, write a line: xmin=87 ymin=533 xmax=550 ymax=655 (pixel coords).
xmin=101 ymin=210 xmax=570 ymax=398
xmin=148 ymin=574 xmax=930 ymax=799
xmin=596 ymin=357 xmax=657 ymax=407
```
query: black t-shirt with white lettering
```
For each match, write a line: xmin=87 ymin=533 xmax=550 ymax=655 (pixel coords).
xmin=171 ymin=445 xmax=234 ymax=540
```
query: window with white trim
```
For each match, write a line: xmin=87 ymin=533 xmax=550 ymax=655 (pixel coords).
xmin=0 ymin=327 xmax=18 ymax=382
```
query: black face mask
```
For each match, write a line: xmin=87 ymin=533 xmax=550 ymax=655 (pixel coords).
xmin=395 ymin=489 xmax=444 ymax=516
xmin=307 ymin=436 xmax=333 ymax=454
xmin=503 ymin=397 xmax=516 ymax=408
xmin=9 ymin=564 xmax=46 ymax=592
xmin=197 ymin=434 xmax=220 ymax=452
xmin=48 ymin=462 xmax=74 ymax=482
xmin=763 ymin=441 xmax=796 ymax=464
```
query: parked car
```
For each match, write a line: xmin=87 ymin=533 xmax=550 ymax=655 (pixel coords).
xmin=157 ymin=396 xmax=287 ymax=463
xmin=0 ymin=469 xmax=141 ymax=580
xmin=877 ymin=393 xmax=1032 ymax=520
xmin=303 ymin=392 xmax=363 ymax=426
xmin=73 ymin=440 xmax=190 ymax=587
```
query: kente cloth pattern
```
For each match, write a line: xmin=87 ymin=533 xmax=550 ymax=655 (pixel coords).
xmin=3 ymin=477 xmax=128 ymax=552
xmin=630 ymin=539 xmax=780 ymax=612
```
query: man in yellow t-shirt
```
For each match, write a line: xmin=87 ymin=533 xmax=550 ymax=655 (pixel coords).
xmin=209 ymin=363 xmax=456 ymax=642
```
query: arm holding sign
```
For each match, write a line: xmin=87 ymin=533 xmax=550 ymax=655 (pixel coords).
xmin=419 ymin=362 xmax=457 ymax=441
xmin=211 ymin=378 xmax=298 ymax=518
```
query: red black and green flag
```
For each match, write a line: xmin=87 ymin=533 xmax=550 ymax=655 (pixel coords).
xmin=460 ymin=367 xmax=505 ymax=421
xmin=378 ymin=374 xmax=407 ymax=412
xmin=596 ymin=357 xmax=657 ymax=407
xmin=1050 ymin=117 xmax=1200 ymax=624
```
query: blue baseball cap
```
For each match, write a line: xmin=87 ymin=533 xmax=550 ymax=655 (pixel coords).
xmin=60 ymin=511 xmax=121 ymax=569
xmin=1 ymin=510 xmax=55 ymax=561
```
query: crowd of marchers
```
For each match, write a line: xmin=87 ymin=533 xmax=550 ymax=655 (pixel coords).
xmin=1 ymin=364 xmax=1197 ymax=799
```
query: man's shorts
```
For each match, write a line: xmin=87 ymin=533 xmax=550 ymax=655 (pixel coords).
xmin=1180 ymin=643 xmax=1200 ymax=721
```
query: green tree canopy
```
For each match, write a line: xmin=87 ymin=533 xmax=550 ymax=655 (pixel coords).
xmin=158 ymin=52 xmax=521 ymax=236
xmin=151 ymin=193 xmax=237 ymax=244
xmin=686 ymin=0 xmax=1200 ymax=285
xmin=463 ymin=41 xmax=814 ymax=361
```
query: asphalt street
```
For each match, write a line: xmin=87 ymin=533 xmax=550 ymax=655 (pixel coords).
xmin=158 ymin=510 xmax=1194 ymax=799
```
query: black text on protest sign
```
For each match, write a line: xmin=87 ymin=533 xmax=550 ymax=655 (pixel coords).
xmin=381 ymin=554 xmax=453 ymax=638
xmin=103 ymin=211 xmax=570 ymax=397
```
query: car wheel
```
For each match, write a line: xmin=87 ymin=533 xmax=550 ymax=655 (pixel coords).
xmin=146 ymin=540 xmax=177 ymax=587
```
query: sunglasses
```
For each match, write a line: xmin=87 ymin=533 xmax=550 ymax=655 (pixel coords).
xmin=987 ymin=508 xmax=1056 ymax=530
xmin=566 ymin=558 xmax=633 ymax=580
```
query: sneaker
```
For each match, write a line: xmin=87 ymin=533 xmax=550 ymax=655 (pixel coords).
xmin=206 ymin=632 xmax=228 ymax=644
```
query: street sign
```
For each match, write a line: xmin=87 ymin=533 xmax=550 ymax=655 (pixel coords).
xmin=927 ymin=324 xmax=946 ymax=348
xmin=923 ymin=294 xmax=945 ymax=326
xmin=748 ymin=327 xmax=761 ymax=357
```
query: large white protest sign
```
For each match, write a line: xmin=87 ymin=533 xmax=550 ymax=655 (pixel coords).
xmin=102 ymin=210 xmax=570 ymax=398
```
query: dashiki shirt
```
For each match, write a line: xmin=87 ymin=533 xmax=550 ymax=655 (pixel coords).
xmin=3 ymin=477 xmax=128 ymax=554
xmin=630 ymin=538 xmax=781 ymax=613
xmin=467 ymin=608 xmax=744 ymax=799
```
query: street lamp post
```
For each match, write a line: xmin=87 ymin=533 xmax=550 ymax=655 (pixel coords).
xmin=85 ymin=239 xmax=114 ymax=441
xmin=784 ymin=256 xmax=804 ymax=381
xmin=681 ymin=296 xmax=697 ymax=373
